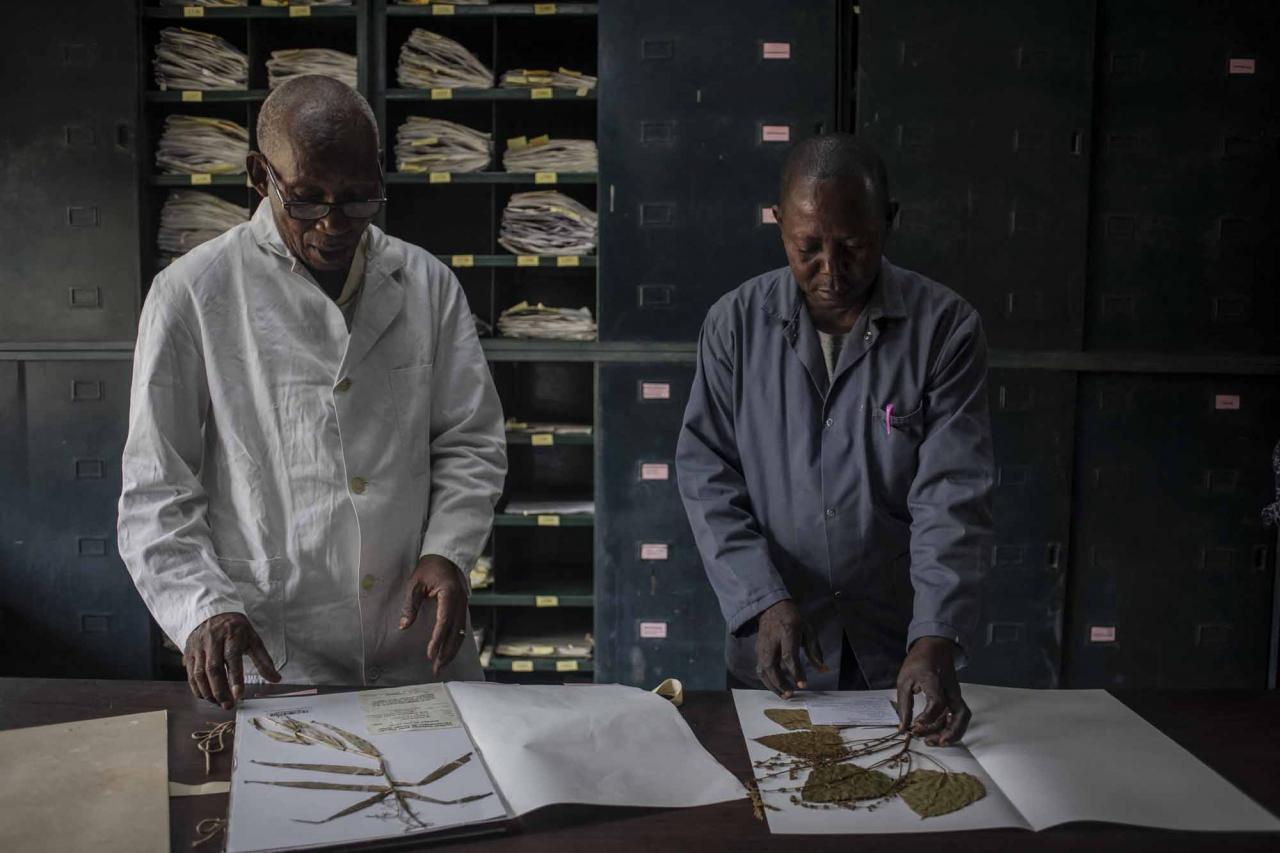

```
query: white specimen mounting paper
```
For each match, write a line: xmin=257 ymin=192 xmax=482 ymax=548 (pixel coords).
xmin=734 ymin=689 xmax=1027 ymax=834
xmin=960 ymin=684 xmax=1280 ymax=832
xmin=225 ymin=687 xmax=507 ymax=853
xmin=805 ymin=692 xmax=900 ymax=726
xmin=448 ymin=682 xmax=746 ymax=816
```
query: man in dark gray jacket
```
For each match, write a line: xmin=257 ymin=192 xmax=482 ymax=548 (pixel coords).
xmin=676 ymin=133 xmax=994 ymax=746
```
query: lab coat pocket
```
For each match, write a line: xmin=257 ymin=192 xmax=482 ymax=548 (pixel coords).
xmin=216 ymin=556 xmax=289 ymax=672
xmin=868 ymin=398 xmax=924 ymax=499
xmin=390 ymin=363 xmax=434 ymax=476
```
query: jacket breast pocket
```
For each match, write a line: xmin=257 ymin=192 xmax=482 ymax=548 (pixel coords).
xmin=390 ymin=363 xmax=434 ymax=476
xmin=216 ymin=556 xmax=288 ymax=671
xmin=868 ymin=398 xmax=925 ymax=499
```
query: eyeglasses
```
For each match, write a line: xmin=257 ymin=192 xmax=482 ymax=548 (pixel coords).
xmin=262 ymin=157 xmax=387 ymax=221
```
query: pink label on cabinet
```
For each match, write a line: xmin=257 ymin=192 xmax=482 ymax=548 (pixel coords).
xmin=641 ymin=463 xmax=670 ymax=481
xmin=760 ymin=206 xmax=777 ymax=224
xmin=640 ymin=621 xmax=668 ymax=639
xmin=1228 ymin=58 xmax=1256 ymax=74
xmin=640 ymin=543 xmax=669 ymax=561
xmin=762 ymin=42 xmax=792 ymax=60
xmin=761 ymin=125 xmax=791 ymax=143
xmin=641 ymin=382 xmax=671 ymax=400
xmin=1214 ymin=394 xmax=1241 ymax=410
xmin=1090 ymin=626 xmax=1117 ymax=643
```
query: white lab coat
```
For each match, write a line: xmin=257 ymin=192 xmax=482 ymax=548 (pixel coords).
xmin=118 ymin=199 xmax=506 ymax=685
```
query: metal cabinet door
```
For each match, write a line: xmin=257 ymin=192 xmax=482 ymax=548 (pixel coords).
xmin=857 ymin=0 xmax=1094 ymax=350
xmin=599 ymin=1 xmax=838 ymax=342
xmin=596 ymin=364 xmax=725 ymax=688
xmin=0 ymin=1 xmax=140 ymax=342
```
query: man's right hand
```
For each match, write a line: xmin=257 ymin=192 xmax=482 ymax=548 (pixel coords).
xmin=184 ymin=613 xmax=281 ymax=710
xmin=755 ymin=599 xmax=826 ymax=699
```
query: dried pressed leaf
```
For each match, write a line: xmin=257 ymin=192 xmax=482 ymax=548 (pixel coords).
xmin=247 ymin=781 xmax=391 ymax=793
xmin=801 ymin=764 xmax=895 ymax=803
xmin=294 ymin=790 xmax=392 ymax=824
xmin=763 ymin=708 xmax=815 ymax=731
xmin=413 ymin=752 xmax=473 ymax=787
xmin=898 ymin=770 xmax=986 ymax=818
xmin=251 ymin=761 xmax=380 ymax=776
xmin=251 ymin=717 xmax=306 ymax=745
xmin=314 ymin=721 xmax=382 ymax=758
xmin=293 ymin=720 xmax=350 ymax=752
xmin=400 ymin=790 xmax=495 ymax=806
xmin=755 ymin=729 xmax=847 ymax=761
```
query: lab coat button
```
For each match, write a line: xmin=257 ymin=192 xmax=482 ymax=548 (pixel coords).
xmin=361 ymin=574 xmax=376 ymax=592
xmin=825 ymin=507 xmax=835 ymax=518
xmin=368 ymin=665 xmax=382 ymax=682
xmin=336 ymin=378 xmax=352 ymax=393
xmin=351 ymin=477 xmax=368 ymax=494
xmin=834 ymin=590 xmax=844 ymax=600
xmin=825 ymin=417 xmax=834 ymax=428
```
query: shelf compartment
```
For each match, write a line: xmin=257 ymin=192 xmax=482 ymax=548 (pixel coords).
xmin=387 ymin=171 xmax=596 ymax=185
xmin=483 ymin=656 xmax=593 ymax=673
xmin=443 ymin=254 xmax=596 ymax=268
xmin=146 ymin=89 xmax=269 ymax=103
xmin=143 ymin=6 xmax=359 ymax=20
xmin=385 ymin=87 xmax=596 ymax=102
xmin=386 ymin=3 xmax=599 ymax=18
xmin=493 ymin=512 xmax=592 ymax=527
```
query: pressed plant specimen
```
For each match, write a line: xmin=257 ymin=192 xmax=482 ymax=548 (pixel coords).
xmin=247 ymin=716 xmax=494 ymax=828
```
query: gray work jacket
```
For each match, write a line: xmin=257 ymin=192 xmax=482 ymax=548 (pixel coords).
xmin=675 ymin=260 xmax=994 ymax=689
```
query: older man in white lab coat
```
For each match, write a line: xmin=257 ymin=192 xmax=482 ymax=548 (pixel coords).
xmin=119 ymin=76 xmax=506 ymax=708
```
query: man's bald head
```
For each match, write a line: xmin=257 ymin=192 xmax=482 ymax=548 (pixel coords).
xmin=257 ymin=75 xmax=379 ymax=164
xmin=779 ymin=133 xmax=891 ymax=221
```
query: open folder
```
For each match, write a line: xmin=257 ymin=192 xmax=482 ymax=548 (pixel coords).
xmin=227 ymin=683 xmax=743 ymax=852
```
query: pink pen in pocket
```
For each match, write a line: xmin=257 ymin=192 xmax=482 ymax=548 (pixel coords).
xmin=885 ymin=403 xmax=894 ymax=436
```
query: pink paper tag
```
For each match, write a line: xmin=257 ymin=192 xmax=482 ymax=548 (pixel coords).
xmin=1090 ymin=626 xmax=1117 ymax=643
xmin=1228 ymin=58 xmax=1256 ymax=75
xmin=641 ymin=382 xmax=671 ymax=400
xmin=760 ymin=206 xmax=777 ymax=224
xmin=640 ymin=621 xmax=668 ymax=639
xmin=640 ymin=543 xmax=669 ymax=560
xmin=761 ymin=125 xmax=791 ymax=143
xmin=762 ymin=42 xmax=792 ymax=60
xmin=1215 ymin=394 xmax=1241 ymax=410
xmin=641 ymin=463 xmax=670 ymax=481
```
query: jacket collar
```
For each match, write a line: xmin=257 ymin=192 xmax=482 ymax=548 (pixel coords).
xmin=248 ymin=197 xmax=404 ymax=279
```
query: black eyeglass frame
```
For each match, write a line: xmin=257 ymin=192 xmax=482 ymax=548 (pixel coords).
xmin=261 ymin=156 xmax=388 ymax=221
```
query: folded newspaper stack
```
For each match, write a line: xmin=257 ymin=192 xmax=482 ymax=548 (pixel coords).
xmin=494 ymin=630 xmax=594 ymax=660
xmin=156 ymin=190 xmax=249 ymax=259
xmin=393 ymin=0 xmax=488 ymax=5
xmin=153 ymin=28 xmax=248 ymax=91
xmin=497 ymin=302 xmax=597 ymax=341
xmin=499 ymin=67 xmax=597 ymax=91
xmin=155 ymin=115 xmax=249 ymax=175
xmin=397 ymin=29 xmax=494 ymax=89
xmin=267 ymin=48 xmax=358 ymax=90
xmin=395 ymin=116 xmax=491 ymax=173
xmin=499 ymin=191 xmax=597 ymax=256
xmin=158 ymin=0 xmax=246 ymax=6
xmin=503 ymin=136 xmax=597 ymax=173
xmin=261 ymin=1 xmax=352 ymax=5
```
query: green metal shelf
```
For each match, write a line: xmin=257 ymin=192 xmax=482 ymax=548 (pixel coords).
xmin=480 ymin=340 xmax=694 ymax=363
xmin=468 ymin=590 xmax=593 ymax=608
xmin=387 ymin=171 xmax=596 ymax=185
xmin=493 ymin=512 xmax=593 ymax=527
xmin=146 ymin=89 xmax=268 ymax=103
xmin=484 ymin=656 xmax=593 ymax=673
xmin=505 ymin=429 xmax=593 ymax=445
xmin=150 ymin=174 xmax=249 ymax=187
xmin=444 ymin=254 xmax=596 ymax=268
xmin=142 ymin=5 xmax=358 ymax=19
xmin=385 ymin=87 xmax=596 ymax=102
xmin=386 ymin=3 xmax=599 ymax=18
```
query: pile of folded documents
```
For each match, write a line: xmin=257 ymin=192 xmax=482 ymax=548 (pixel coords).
xmin=499 ymin=67 xmax=596 ymax=91
xmin=504 ymin=418 xmax=593 ymax=437
xmin=153 ymin=27 xmax=248 ymax=90
xmin=156 ymin=190 xmax=250 ymax=259
xmin=499 ymin=191 xmax=597 ymax=256
xmin=395 ymin=116 xmax=492 ymax=173
xmin=267 ymin=48 xmax=358 ymax=89
xmin=394 ymin=0 xmax=488 ymax=5
xmin=155 ymin=115 xmax=249 ymax=175
xmin=497 ymin=302 xmax=597 ymax=341
xmin=397 ymin=29 xmax=493 ymax=89
xmin=495 ymin=630 xmax=594 ymax=660
xmin=158 ymin=0 xmax=246 ymax=6
xmin=503 ymin=136 xmax=597 ymax=173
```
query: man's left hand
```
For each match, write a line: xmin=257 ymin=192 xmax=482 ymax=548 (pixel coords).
xmin=895 ymin=636 xmax=970 ymax=746
xmin=398 ymin=554 xmax=468 ymax=676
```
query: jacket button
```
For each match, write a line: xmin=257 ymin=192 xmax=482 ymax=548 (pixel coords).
xmin=351 ymin=477 xmax=368 ymax=494
xmin=834 ymin=590 xmax=843 ymax=600
xmin=336 ymin=377 xmax=352 ymax=393
xmin=368 ymin=665 xmax=382 ymax=682
xmin=361 ymin=574 xmax=376 ymax=592
xmin=825 ymin=507 xmax=835 ymax=518
xmin=825 ymin=417 xmax=834 ymax=428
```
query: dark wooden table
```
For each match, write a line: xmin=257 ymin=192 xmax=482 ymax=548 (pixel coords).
xmin=1 ymin=678 xmax=1277 ymax=851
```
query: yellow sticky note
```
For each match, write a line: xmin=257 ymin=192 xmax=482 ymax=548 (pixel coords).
xmin=556 ymin=256 xmax=580 ymax=268
xmin=511 ymin=660 xmax=535 ymax=672
xmin=575 ymin=87 xmax=589 ymax=97
xmin=451 ymin=254 xmax=475 ymax=268
xmin=535 ymin=595 xmax=560 ymax=608
xmin=531 ymin=433 xmax=555 ymax=446
xmin=431 ymin=88 xmax=453 ymax=100
xmin=530 ymin=87 xmax=553 ymax=100
xmin=529 ymin=134 xmax=550 ymax=147
xmin=507 ymin=135 xmax=528 ymax=150
xmin=190 ymin=173 xmax=212 ymax=185
xmin=535 ymin=3 xmax=557 ymax=13
xmin=535 ymin=171 xmax=557 ymax=184
xmin=289 ymin=5 xmax=311 ymax=17
xmin=517 ymin=255 xmax=540 ymax=267
xmin=433 ymin=3 xmax=455 ymax=14
xmin=183 ymin=6 xmax=204 ymax=17
xmin=429 ymin=172 xmax=451 ymax=184
xmin=556 ymin=660 xmax=579 ymax=672
xmin=537 ymin=514 xmax=560 ymax=527
xmin=181 ymin=90 xmax=203 ymax=102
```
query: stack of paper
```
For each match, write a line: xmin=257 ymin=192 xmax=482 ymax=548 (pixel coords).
xmin=155 ymin=115 xmax=248 ymax=176
xmin=153 ymin=28 xmax=248 ymax=91
xmin=502 ymin=498 xmax=594 ymax=516
xmin=495 ymin=630 xmax=594 ymax=660
xmin=394 ymin=0 xmax=489 ymax=5
xmin=500 ymin=67 xmax=597 ymax=91
xmin=267 ymin=48 xmax=358 ymax=89
xmin=266 ymin=1 xmax=353 ymax=5
xmin=158 ymin=0 xmax=245 ymax=6
xmin=397 ymin=29 xmax=494 ymax=89
xmin=470 ymin=554 xmax=493 ymax=590
xmin=157 ymin=191 xmax=249 ymax=259
xmin=497 ymin=302 xmax=596 ymax=341
xmin=503 ymin=137 xmax=597 ymax=173
xmin=504 ymin=418 xmax=593 ymax=436
xmin=395 ymin=117 xmax=491 ymax=174
xmin=499 ymin=191 xmax=597 ymax=256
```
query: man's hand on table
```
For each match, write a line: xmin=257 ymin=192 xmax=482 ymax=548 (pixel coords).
xmin=895 ymin=636 xmax=970 ymax=746
xmin=755 ymin=599 xmax=827 ymax=699
xmin=398 ymin=554 xmax=468 ymax=676
xmin=184 ymin=613 xmax=281 ymax=710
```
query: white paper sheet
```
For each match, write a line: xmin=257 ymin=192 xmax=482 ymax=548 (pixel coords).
xmin=805 ymin=692 xmax=900 ymax=726
xmin=448 ymin=683 xmax=746 ymax=816
xmin=734 ymin=689 xmax=1027 ymax=834
xmin=960 ymin=684 xmax=1280 ymax=832
xmin=226 ymin=687 xmax=507 ymax=853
